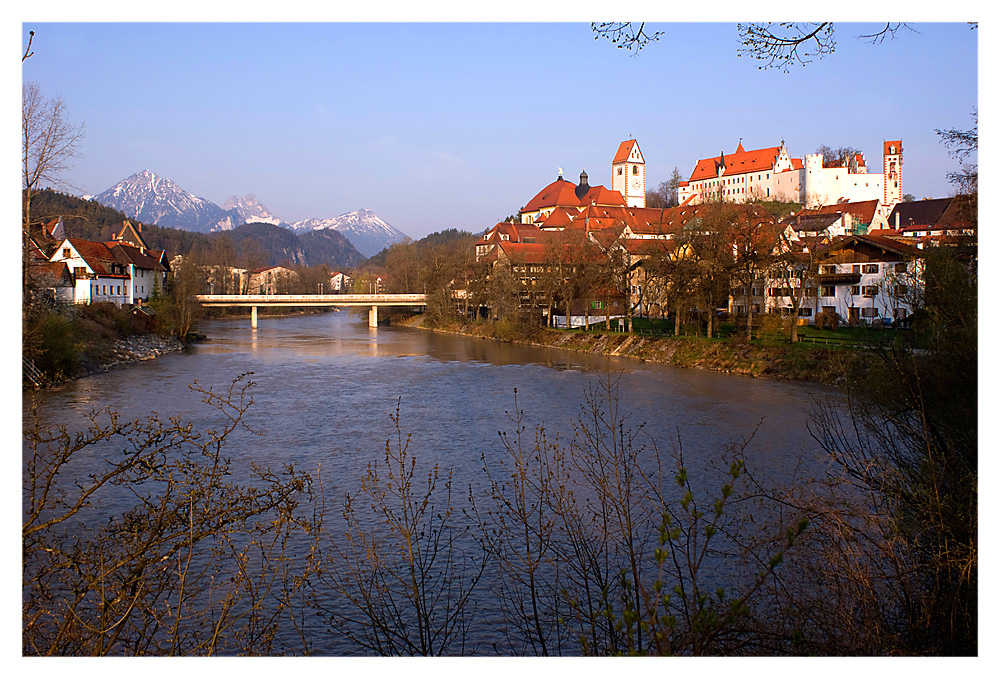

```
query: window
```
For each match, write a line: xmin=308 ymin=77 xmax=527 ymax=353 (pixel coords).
xmin=895 ymin=262 xmax=908 ymax=273
xmin=822 ymin=265 xmax=836 ymax=274
xmin=850 ymin=285 xmax=860 ymax=295
xmin=632 ymin=166 xmax=638 ymax=175
xmin=798 ymin=308 xmax=812 ymax=317
xmin=852 ymin=265 xmax=861 ymax=274
xmin=821 ymin=286 xmax=835 ymax=297
xmin=863 ymin=286 xmax=878 ymax=296
xmin=62 ymin=248 xmax=71 ymax=259
xmin=895 ymin=284 xmax=908 ymax=295
xmin=863 ymin=264 xmax=879 ymax=273
xmin=861 ymin=307 xmax=879 ymax=318
xmin=617 ymin=167 xmax=623 ymax=175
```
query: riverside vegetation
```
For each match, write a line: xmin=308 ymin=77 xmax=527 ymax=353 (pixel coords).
xmin=22 ymin=245 xmax=976 ymax=655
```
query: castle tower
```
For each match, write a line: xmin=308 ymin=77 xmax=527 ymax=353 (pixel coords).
xmin=803 ymin=153 xmax=825 ymax=207
xmin=612 ymin=139 xmax=645 ymax=208
xmin=883 ymin=140 xmax=902 ymax=206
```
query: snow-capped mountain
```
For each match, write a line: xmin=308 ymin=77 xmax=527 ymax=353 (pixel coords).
xmin=290 ymin=209 xmax=408 ymax=258
xmin=221 ymin=193 xmax=285 ymax=228
xmin=94 ymin=170 xmax=232 ymax=233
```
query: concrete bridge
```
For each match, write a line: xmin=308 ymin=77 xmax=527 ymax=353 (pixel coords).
xmin=194 ymin=293 xmax=427 ymax=328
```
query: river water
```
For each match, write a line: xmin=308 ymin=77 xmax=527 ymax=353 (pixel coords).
xmin=24 ymin=310 xmax=842 ymax=654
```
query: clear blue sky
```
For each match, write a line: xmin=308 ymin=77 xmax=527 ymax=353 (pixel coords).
xmin=17 ymin=15 xmax=979 ymax=240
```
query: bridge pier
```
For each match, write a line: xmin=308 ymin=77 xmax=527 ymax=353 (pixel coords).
xmin=369 ymin=305 xmax=378 ymax=328
xmin=251 ymin=306 xmax=258 ymax=329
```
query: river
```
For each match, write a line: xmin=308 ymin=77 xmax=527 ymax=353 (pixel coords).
xmin=24 ymin=310 xmax=843 ymax=654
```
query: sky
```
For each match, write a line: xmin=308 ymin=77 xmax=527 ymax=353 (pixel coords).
xmin=14 ymin=7 xmax=981 ymax=242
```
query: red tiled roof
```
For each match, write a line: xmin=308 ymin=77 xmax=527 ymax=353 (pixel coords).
xmin=613 ymin=139 xmax=640 ymax=164
xmin=64 ymin=239 xmax=129 ymax=278
xmin=883 ymin=140 xmax=902 ymax=155
xmin=31 ymin=261 xmax=73 ymax=285
xmin=535 ymin=207 xmax=576 ymax=229
xmin=106 ymin=242 xmax=168 ymax=272
xmin=521 ymin=178 xmax=625 ymax=213
xmin=823 ymin=234 xmax=922 ymax=259
xmin=688 ymin=145 xmax=783 ymax=182
xmin=798 ymin=199 xmax=879 ymax=224
xmin=476 ymin=222 xmax=543 ymax=245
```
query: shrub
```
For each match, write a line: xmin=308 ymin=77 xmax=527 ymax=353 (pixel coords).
xmin=815 ymin=310 xmax=839 ymax=331
xmin=32 ymin=313 xmax=80 ymax=378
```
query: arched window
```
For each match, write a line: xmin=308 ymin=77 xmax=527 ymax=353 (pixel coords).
xmin=632 ymin=165 xmax=638 ymax=175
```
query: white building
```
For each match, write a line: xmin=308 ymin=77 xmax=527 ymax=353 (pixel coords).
xmin=678 ymin=139 xmax=903 ymax=210
xmin=771 ymin=234 xmax=923 ymax=325
xmin=610 ymin=139 xmax=646 ymax=208
xmin=48 ymin=235 xmax=169 ymax=306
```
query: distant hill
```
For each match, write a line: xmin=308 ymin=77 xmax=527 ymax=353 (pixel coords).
xmin=365 ymin=228 xmax=478 ymax=267
xmin=219 ymin=222 xmax=364 ymax=269
xmin=28 ymin=189 xmax=364 ymax=269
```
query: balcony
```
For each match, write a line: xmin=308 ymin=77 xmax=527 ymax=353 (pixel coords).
xmin=815 ymin=272 xmax=861 ymax=285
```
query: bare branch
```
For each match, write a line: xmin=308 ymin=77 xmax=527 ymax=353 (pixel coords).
xmin=23 ymin=30 xmax=34 ymax=62
xmin=856 ymin=22 xmax=917 ymax=45
xmin=591 ymin=22 xmax=663 ymax=53
xmin=737 ymin=22 xmax=835 ymax=72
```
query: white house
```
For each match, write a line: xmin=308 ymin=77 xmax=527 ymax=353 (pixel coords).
xmin=248 ymin=266 xmax=299 ymax=294
xmin=46 ymin=222 xmax=170 ymax=306
xmin=329 ymin=271 xmax=353 ymax=293
xmin=809 ymin=234 xmax=923 ymax=325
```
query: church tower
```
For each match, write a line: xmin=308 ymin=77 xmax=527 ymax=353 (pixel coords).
xmin=612 ymin=139 xmax=646 ymax=208
xmin=883 ymin=140 xmax=903 ymax=206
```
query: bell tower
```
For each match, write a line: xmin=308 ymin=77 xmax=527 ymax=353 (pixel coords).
xmin=883 ymin=140 xmax=902 ymax=206
xmin=612 ymin=139 xmax=646 ymax=208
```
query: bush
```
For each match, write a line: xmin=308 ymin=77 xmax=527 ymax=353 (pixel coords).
xmin=815 ymin=310 xmax=839 ymax=330
xmin=32 ymin=313 xmax=80 ymax=378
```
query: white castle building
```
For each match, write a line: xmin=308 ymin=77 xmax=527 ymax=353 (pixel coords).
xmin=677 ymin=139 xmax=902 ymax=210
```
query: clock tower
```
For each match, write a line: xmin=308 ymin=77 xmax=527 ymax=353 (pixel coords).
xmin=612 ymin=139 xmax=646 ymax=208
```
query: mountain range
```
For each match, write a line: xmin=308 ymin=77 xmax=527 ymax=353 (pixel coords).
xmin=290 ymin=209 xmax=408 ymax=258
xmin=93 ymin=171 xmax=408 ymax=258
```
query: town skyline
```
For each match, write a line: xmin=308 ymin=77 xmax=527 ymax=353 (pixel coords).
xmin=18 ymin=16 xmax=978 ymax=240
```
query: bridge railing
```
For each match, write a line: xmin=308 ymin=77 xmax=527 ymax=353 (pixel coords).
xmin=195 ymin=293 xmax=427 ymax=306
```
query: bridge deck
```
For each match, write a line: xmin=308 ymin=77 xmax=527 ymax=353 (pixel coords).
xmin=195 ymin=294 xmax=427 ymax=307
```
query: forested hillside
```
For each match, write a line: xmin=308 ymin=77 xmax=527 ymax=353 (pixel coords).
xmin=28 ymin=190 xmax=364 ymax=269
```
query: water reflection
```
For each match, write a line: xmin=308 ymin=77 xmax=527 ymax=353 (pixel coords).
xmin=24 ymin=310 xmax=842 ymax=654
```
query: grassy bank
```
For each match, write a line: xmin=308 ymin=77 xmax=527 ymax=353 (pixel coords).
xmin=396 ymin=314 xmax=849 ymax=384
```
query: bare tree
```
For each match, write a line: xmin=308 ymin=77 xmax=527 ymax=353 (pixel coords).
xmin=22 ymin=82 xmax=85 ymax=235
xmin=731 ymin=209 xmax=780 ymax=339
xmin=23 ymin=374 xmax=316 ymax=655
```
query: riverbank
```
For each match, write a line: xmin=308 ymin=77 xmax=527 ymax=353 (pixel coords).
xmin=397 ymin=315 xmax=848 ymax=384
xmin=26 ymin=333 xmax=186 ymax=390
